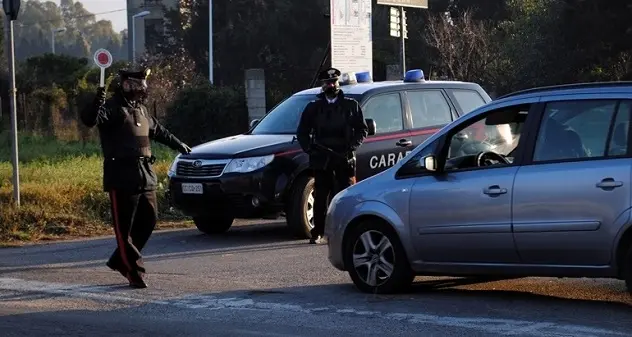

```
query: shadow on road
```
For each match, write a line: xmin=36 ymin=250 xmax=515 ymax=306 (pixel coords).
xmin=0 ymin=221 xmax=302 ymax=273
xmin=412 ymin=277 xmax=631 ymax=304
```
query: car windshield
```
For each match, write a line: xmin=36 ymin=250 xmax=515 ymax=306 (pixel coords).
xmin=250 ymin=93 xmax=362 ymax=135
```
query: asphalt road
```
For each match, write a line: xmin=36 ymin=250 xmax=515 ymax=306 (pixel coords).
xmin=0 ymin=220 xmax=631 ymax=337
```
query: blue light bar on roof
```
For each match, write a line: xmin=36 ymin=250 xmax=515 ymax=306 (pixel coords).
xmin=356 ymin=71 xmax=372 ymax=83
xmin=340 ymin=72 xmax=357 ymax=85
xmin=403 ymin=69 xmax=425 ymax=82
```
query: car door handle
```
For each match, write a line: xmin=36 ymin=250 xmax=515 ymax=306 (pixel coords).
xmin=596 ymin=178 xmax=623 ymax=189
xmin=483 ymin=185 xmax=507 ymax=196
xmin=396 ymin=139 xmax=412 ymax=147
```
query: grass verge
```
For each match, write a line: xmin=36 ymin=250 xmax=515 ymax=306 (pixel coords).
xmin=0 ymin=131 xmax=193 ymax=246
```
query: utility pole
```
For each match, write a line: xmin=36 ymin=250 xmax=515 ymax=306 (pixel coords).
xmin=399 ymin=6 xmax=406 ymax=77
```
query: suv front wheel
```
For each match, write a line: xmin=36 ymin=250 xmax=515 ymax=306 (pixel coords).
xmin=286 ymin=175 xmax=314 ymax=239
xmin=193 ymin=214 xmax=235 ymax=235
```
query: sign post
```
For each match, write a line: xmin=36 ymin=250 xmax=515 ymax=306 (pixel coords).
xmin=3 ymin=0 xmax=21 ymax=206
xmin=329 ymin=0 xmax=373 ymax=75
xmin=93 ymin=48 xmax=113 ymax=88
xmin=378 ymin=0 xmax=428 ymax=77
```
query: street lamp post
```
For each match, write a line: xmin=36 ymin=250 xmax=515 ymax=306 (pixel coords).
xmin=51 ymin=27 xmax=66 ymax=54
xmin=3 ymin=0 xmax=20 ymax=206
xmin=131 ymin=10 xmax=150 ymax=67
xmin=209 ymin=0 xmax=213 ymax=84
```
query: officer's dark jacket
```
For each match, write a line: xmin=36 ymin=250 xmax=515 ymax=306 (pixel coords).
xmin=80 ymin=89 xmax=184 ymax=192
xmin=296 ymin=90 xmax=368 ymax=170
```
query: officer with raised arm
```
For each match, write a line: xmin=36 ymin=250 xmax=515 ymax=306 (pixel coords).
xmin=80 ymin=68 xmax=192 ymax=288
xmin=296 ymin=68 xmax=368 ymax=244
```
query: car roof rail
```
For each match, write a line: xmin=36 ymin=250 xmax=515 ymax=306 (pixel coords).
xmin=496 ymin=81 xmax=632 ymax=100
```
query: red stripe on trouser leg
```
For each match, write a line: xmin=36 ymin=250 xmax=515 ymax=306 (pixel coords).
xmin=109 ymin=191 xmax=132 ymax=273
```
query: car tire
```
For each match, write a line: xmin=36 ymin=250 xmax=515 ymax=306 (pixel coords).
xmin=286 ymin=175 xmax=314 ymax=239
xmin=193 ymin=214 xmax=235 ymax=235
xmin=624 ymin=245 xmax=632 ymax=295
xmin=343 ymin=218 xmax=414 ymax=294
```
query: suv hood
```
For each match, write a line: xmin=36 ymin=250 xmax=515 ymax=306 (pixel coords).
xmin=182 ymin=134 xmax=299 ymax=159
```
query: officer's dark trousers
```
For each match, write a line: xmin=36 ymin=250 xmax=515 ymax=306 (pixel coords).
xmin=107 ymin=189 xmax=158 ymax=277
xmin=312 ymin=168 xmax=355 ymax=238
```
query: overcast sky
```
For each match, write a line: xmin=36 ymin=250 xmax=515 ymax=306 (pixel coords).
xmin=49 ymin=0 xmax=128 ymax=32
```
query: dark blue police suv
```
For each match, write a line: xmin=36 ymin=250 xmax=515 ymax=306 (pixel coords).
xmin=167 ymin=70 xmax=492 ymax=238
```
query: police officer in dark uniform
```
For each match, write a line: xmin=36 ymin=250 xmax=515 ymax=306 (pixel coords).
xmin=296 ymin=68 xmax=368 ymax=244
xmin=80 ymin=68 xmax=192 ymax=288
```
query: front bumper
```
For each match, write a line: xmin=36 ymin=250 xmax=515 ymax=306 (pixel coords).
xmin=167 ymin=166 xmax=289 ymax=218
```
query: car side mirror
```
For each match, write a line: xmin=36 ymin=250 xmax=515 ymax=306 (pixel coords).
xmin=366 ymin=118 xmax=376 ymax=136
xmin=249 ymin=119 xmax=260 ymax=128
xmin=421 ymin=154 xmax=438 ymax=172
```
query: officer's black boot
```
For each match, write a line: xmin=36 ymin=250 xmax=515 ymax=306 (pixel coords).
xmin=106 ymin=259 xmax=127 ymax=280
xmin=127 ymin=270 xmax=148 ymax=289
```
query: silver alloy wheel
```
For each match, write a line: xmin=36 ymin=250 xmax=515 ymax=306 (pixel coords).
xmin=305 ymin=188 xmax=314 ymax=229
xmin=352 ymin=230 xmax=395 ymax=287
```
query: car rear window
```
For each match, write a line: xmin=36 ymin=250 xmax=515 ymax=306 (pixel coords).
xmin=451 ymin=89 xmax=487 ymax=114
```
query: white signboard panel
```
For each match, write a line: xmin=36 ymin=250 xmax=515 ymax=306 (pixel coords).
xmin=377 ymin=0 xmax=428 ymax=9
xmin=330 ymin=0 xmax=373 ymax=75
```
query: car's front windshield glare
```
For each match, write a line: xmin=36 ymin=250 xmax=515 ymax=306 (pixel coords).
xmin=250 ymin=93 xmax=363 ymax=135
xmin=250 ymin=95 xmax=315 ymax=135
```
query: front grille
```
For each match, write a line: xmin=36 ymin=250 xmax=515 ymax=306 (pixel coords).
xmin=176 ymin=161 xmax=226 ymax=177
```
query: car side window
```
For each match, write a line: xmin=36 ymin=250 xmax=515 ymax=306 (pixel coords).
xmin=406 ymin=90 xmax=453 ymax=129
xmin=442 ymin=105 xmax=529 ymax=172
xmin=397 ymin=104 xmax=530 ymax=177
xmin=532 ymin=100 xmax=629 ymax=162
xmin=450 ymin=89 xmax=487 ymax=114
xmin=362 ymin=93 xmax=404 ymax=134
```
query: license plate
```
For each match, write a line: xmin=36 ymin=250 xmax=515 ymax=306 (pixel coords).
xmin=181 ymin=183 xmax=203 ymax=194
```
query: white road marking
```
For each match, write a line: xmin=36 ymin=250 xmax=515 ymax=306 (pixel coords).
xmin=0 ymin=278 xmax=627 ymax=337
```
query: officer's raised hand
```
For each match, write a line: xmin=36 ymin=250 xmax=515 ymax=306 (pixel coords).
xmin=95 ymin=86 xmax=106 ymax=106
xmin=178 ymin=142 xmax=192 ymax=154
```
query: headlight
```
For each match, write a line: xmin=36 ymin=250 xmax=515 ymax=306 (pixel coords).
xmin=167 ymin=154 xmax=181 ymax=177
xmin=224 ymin=155 xmax=274 ymax=174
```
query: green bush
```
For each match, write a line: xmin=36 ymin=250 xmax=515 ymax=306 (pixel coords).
xmin=163 ymin=82 xmax=249 ymax=146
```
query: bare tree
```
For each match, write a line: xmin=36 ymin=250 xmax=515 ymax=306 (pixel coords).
xmin=424 ymin=10 xmax=500 ymax=86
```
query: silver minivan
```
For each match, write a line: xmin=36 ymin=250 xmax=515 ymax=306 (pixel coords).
xmin=325 ymin=82 xmax=632 ymax=295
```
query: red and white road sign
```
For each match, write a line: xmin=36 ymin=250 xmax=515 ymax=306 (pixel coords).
xmin=93 ymin=49 xmax=113 ymax=87
xmin=93 ymin=48 xmax=113 ymax=68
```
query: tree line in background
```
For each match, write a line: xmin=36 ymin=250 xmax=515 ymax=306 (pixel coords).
xmin=0 ymin=0 xmax=631 ymax=147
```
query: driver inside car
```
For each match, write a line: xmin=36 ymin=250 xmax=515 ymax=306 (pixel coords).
xmin=445 ymin=109 xmax=525 ymax=171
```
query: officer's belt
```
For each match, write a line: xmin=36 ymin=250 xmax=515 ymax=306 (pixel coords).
xmin=108 ymin=156 xmax=156 ymax=164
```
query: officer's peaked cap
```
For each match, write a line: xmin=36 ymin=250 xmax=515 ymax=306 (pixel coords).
xmin=119 ymin=68 xmax=151 ymax=80
xmin=319 ymin=67 xmax=341 ymax=81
